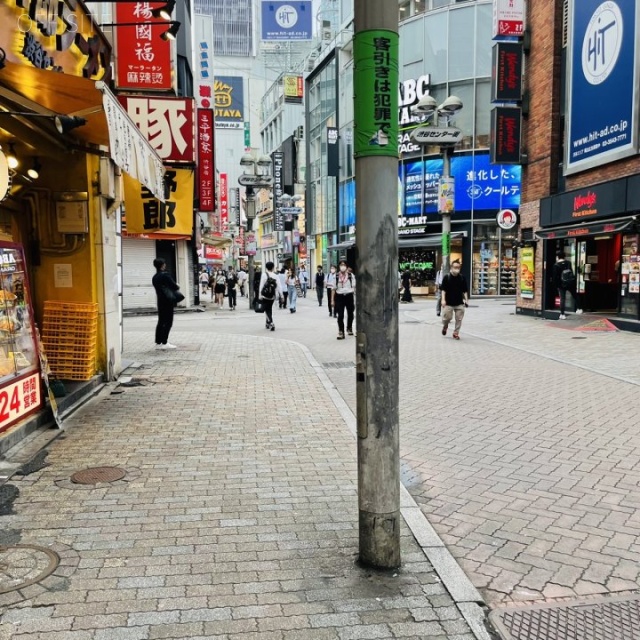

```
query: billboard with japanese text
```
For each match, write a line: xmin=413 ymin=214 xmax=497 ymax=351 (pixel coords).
xmin=197 ymin=109 xmax=215 ymax=212
xmin=261 ymin=1 xmax=312 ymax=40
xmin=214 ymin=76 xmax=244 ymax=129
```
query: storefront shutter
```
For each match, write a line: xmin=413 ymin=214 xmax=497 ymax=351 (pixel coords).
xmin=122 ymin=238 xmax=157 ymax=310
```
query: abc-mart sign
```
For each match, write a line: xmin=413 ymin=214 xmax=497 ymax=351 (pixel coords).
xmin=565 ymin=0 xmax=640 ymax=175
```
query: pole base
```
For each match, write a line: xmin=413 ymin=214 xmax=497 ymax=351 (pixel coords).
xmin=358 ymin=509 xmax=401 ymax=569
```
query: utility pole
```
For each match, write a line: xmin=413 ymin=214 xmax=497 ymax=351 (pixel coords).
xmin=441 ymin=146 xmax=452 ymax=277
xmin=245 ymin=187 xmax=256 ymax=307
xmin=353 ymin=0 xmax=400 ymax=568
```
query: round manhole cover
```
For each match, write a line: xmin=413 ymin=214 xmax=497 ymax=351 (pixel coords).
xmin=71 ymin=466 xmax=126 ymax=485
xmin=0 ymin=544 xmax=60 ymax=594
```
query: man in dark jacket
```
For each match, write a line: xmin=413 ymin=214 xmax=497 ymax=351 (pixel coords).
xmin=152 ymin=258 xmax=181 ymax=349
xmin=315 ymin=266 xmax=325 ymax=307
xmin=553 ymin=251 xmax=583 ymax=319
xmin=440 ymin=259 xmax=469 ymax=340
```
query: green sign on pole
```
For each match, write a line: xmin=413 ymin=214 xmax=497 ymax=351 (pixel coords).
xmin=244 ymin=122 xmax=250 ymax=149
xmin=442 ymin=232 xmax=451 ymax=258
xmin=353 ymin=29 xmax=399 ymax=158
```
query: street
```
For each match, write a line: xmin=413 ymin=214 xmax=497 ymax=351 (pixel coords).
xmin=0 ymin=292 xmax=639 ymax=639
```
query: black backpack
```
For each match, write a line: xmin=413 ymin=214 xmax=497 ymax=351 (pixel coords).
xmin=560 ymin=263 xmax=575 ymax=288
xmin=261 ymin=275 xmax=277 ymax=300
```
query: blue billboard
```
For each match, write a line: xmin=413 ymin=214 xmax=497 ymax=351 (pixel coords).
xmin=261 ymin=1 xmax=313 ymax=41
xmin=566 ymin=0 xmax=639 ymax=174
xmin=401 ymin=153 xmax=521 ymax=216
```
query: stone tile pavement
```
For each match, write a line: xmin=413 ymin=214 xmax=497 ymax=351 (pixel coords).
xmin=0 ymin=323 xmax=480 ymax=639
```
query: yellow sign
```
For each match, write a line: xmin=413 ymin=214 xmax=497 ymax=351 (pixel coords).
xmin=124 ymin=169 xmax=194 ymax=236
xmin=520 ymin=246 xmax=535 ymax=299
xmin=283 ymin=75 xmax=303 ymax=99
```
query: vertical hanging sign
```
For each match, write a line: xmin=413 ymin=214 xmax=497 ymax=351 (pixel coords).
xmin=197 ymin=109 xmax=215 ymax=212
xmin=353 ymin=29 xmax=399 ymax=158
xmin=219 ymin=173 xmax=229 ymax=231
xmin=273 ymin=152 xmax=284 ymax=230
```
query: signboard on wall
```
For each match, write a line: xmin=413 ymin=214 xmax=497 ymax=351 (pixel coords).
xmin=492 ymin=0 xmax=525 ymax=38
xmin=273 ymin=152 xmax=284 ymax=231
xmin=284 ymin=76 xmax=304 ymax=104
xmin=565 ymin=0 xmax=639 ymax=175
xmin=219 ymin=174 xmax=228 ymax=230
xmin=197 ymin=109 xmax=215 ymax=212
xmin=214 ymin=76 xmax=244 ymax=129
xmin=492 ymin=42 xmax=523 ymax=102
xmin=490 ymin=106 xmax=522 ymax=164
xmin=520 ymin=246 xmax=535 ymax=299
xmin=261 ymin=1 xmax=312 ymax=40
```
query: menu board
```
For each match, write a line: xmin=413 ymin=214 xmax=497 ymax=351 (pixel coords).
xmin=620 ymin=234 xmax=640 ymax=317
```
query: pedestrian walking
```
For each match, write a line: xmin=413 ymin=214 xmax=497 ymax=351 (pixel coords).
xmin=400 ymin=270 xmax=413 ymax=303
xmin=213 ymin=269 xmax=226 ymax=308
xmin=278 ymin=268 xmax=288 ymax=309
xmin=286 ymin=268 xmax=299 ymax=313
xmin=335 ymin=260 xmax=355 ymax=339
xmin=553 ymin=251 xmax=583 ymax=319
xmin=199 ymin=269 xmax=208 ymax=295
xmin=440 ymin=259 xmax=469 ymax=340
xmin=152 ymin=258 xmax=182 ymax=350
xmin=298 ymin=264 xmax=309 ymax=297
xmin=315 ymin=265 xmax=325 ymax=307
xmin=226 ymin=267 xmax=238 ymax=310
xmin=435 ymin=267 xmax=443 ymax=316
xmin=258 ymin=261 xmax=283 ymax=331
xmin=237 ymin=268 xmax=247 ymax=297
xmin=326 ymin=265 xmax=336 ymax=317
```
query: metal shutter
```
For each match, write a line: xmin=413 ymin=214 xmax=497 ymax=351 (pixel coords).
xmin=122 ymin=238 xmax=157 ymax=310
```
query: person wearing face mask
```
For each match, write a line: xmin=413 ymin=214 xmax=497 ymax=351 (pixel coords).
xmin=326 ymin=265 xmax=337 ymax=317
xmin=440 ymin=259 xmax=469 ymax=340
xmin=334 ymin=260 xmax=356 ymax=339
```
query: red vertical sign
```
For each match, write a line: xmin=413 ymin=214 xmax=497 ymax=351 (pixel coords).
xmin=115 ymin=2 xmax=172 ymax=91
xmin=197 ymin=109 xmax=215 ymax=212
xmin=219 ymin=173 xmax=228 ymax=230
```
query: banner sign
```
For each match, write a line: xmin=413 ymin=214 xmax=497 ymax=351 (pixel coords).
xmin=354 ymin=30 xmax=399 ymax=158
xmin=214 ymin=76 xmax=244 ymax=129
xmin=233 ymin=187 xmax=241 ymax=225
xmin=438 ymin=177 xmax=455 ymax=214
xmin=520 ymin=246 xmax=535 ymax=299
xmin=565 ymin=0 xmax=639 ymax=175
xmin=327 ymin=127 xmax=339 ymax=177
xmin=123 ymin=169 xmax=194 ymax=236
xmin=491 ymin=106 xmax=522 ymax=164
xmin=101 ymin=88 xmax=165 ymax=201
xmin=284 ymin=75 xmax=304 ymax=103
xmin=219 ymin=173 xmax=228 ymax=230
xmin=197 ymin=109 xmax=214 ymax=212
xmin=119 ymin=96 xmax=195 ymax=163
xmin=273 ymin=152 xmax=284 ymax=231
xmin=492 ymin=42 xmax=523 ymax=102
xmin=0 ymin=373 xmax=41 ymax=434
xmin=261 ymin=1 xmax=312 ymax=40
xmin=492 ymin=0 xmax=525 ymax=38
xmin=115 ymin=2 xmax=172 ymax=91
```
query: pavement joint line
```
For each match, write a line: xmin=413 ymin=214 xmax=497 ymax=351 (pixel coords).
xmin=290 ymin=336 xmax=488 ymax=635
xmin=403 ymin=310 xmax=640 ymax=388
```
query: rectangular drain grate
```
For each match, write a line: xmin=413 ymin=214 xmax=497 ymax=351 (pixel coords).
xmin=489 ymin=595 xmax=640 ymax=640
xmin=322 ymin=362 xmax=355 ymax=369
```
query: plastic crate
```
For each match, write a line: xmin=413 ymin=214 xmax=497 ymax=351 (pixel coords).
xmin=44 ymin=301 xmax=98 ymax=314
xmin=50 ymin=364 xmax=96 ymax=381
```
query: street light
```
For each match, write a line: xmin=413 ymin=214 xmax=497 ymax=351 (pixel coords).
xmin=410 ymin=95 xmax=464 ymax=278
xmin=238 ymin=153 xmax=273 ymax=307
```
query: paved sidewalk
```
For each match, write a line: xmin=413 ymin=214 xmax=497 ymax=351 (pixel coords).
xmin=0 ymin=328 xmax=480 ymax=639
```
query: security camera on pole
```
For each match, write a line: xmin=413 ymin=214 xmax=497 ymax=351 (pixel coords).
xmin=238 ymin=153 xmax=273 ymax=307
xmin=410 ymin=95 xmax=464 ymax=277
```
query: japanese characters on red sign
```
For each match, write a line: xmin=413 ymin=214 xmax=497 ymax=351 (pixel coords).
xmin=0 ymin=373 xmax=41 ymax=434
xmin=115 ymin=2 xmax=172 ymax=91
xmin=197 ymin=109 xmax=215 ymax=212
xmin=219 ymin=173 xmax=228 ymax=229
xmin=204 ymin=245 xmax=224 ymax=260
xmin=118 ymin=96 xmax=195 ymax=163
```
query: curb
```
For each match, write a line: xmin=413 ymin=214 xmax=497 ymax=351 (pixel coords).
xmin=291 ymin=338 xmax=492 ymax=640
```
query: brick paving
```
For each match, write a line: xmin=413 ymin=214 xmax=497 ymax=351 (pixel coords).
xmin=180 ymin=294 xmax=640 ymax=608
xmin=0 ymin=312 xmax=475 ymax=640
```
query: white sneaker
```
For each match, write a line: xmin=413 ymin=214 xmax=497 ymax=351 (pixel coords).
xmin=559 ymin=314 xmax=567 ymax=320
xmin=155 ymin=344 xmax=163 ymax=350
xmin=575 ymin=309 xmax=583 ymax=314
xmin=159 ymin=343 xmax=177 ymax=350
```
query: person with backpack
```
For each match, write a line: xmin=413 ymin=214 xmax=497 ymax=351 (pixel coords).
xmin=298 ymin=264 xmax=309 ymax=297
xmin=440 ymin=259 xmax=469 ymax=340
xmin=258 ymin=261 xmax=283 ymax=331
xmin=226 ymin=267 xmax=238 ymax=310
xmin=334 ymin=260 xmax=356 ymax=339
xmin=285 ymin=268 xmax=299 ymax=313
xmin=212 ymin=269 xmax=226 ymax=308
xmin=553 ymin=251 xmax=583 ymax=319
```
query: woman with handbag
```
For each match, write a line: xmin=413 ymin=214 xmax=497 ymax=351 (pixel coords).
xmin=151 ymin=258 xmax=182 ymax=350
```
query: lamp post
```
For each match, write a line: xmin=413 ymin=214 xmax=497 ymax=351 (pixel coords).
xmin=410 ymin=95 xmax=464 ymax=277
xmin=239 ymin=153 xmax=273 ymax=307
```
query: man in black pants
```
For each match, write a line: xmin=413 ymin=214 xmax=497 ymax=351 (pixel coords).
xmin=315 ymin=265 xmax=325 ymax=307
xmin=334 ymin=260 xmax=356 ymax=339
xmin=258 ymin=261 xmax=283 ymax=331
xmin=151 ymin=258 xmax=181 ymax=349
xmin=226 ymin=267 xmax=238 ymax=310
xmin=553 ymin=251 xmax=583 ymax=319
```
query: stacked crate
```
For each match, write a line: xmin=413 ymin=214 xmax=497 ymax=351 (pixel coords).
xmin=42 ymin=302 xmax=98 ymax=381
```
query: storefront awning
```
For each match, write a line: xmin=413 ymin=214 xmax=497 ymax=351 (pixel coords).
xmin=327 ymin=241 xmax=355 ymax=251
xmin=399 ymin=232 xmax=466 ymax=248
xmin=202 ymin=235 xmax=232 ymax=248
xmin=535 ymin=218 xmax=635 ymax=240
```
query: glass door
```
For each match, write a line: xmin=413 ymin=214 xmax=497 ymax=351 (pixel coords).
xmin=620 ymin=234 xmax=640 ymax=318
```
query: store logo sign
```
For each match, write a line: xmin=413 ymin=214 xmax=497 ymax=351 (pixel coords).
xmin=497 ymin=209 xmax=517 ymax=229
xmin=582 ymin=2 xmax=623 ymax=85
xmin=573 ymin=191 xmax=598 ymax=217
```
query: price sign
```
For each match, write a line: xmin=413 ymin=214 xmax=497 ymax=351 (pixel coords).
xmin=0 ymin=373 xmax=42 ymax=434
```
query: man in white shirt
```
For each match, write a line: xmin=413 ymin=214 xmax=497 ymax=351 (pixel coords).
xmin=298 ymin=265 xmax=309 ymax=297
xmin=325 ymin=265 xmax=337 ymax=317
xmin=237 ymin=268 xmax=247 ymax=297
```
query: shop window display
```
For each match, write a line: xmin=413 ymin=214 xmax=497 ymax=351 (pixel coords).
xmin=620 ymin=234 xmax=640 ymax=318
xmin=398 ymin=249 xmax=436 ymax=289
xmin=472 ymin=224 xmax=517 ymax=296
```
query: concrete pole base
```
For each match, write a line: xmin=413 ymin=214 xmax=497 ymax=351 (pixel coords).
xmin=358 ymin=509 xmax=401 ymax=569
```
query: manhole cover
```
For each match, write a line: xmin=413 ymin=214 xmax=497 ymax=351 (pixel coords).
xmin=490 ymin=595 xmax=640 ymax=640
xmin=0 ymin=544 xmax=60 ymax=594
xmin=71 ymin=466 xmax=126 ymax=484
